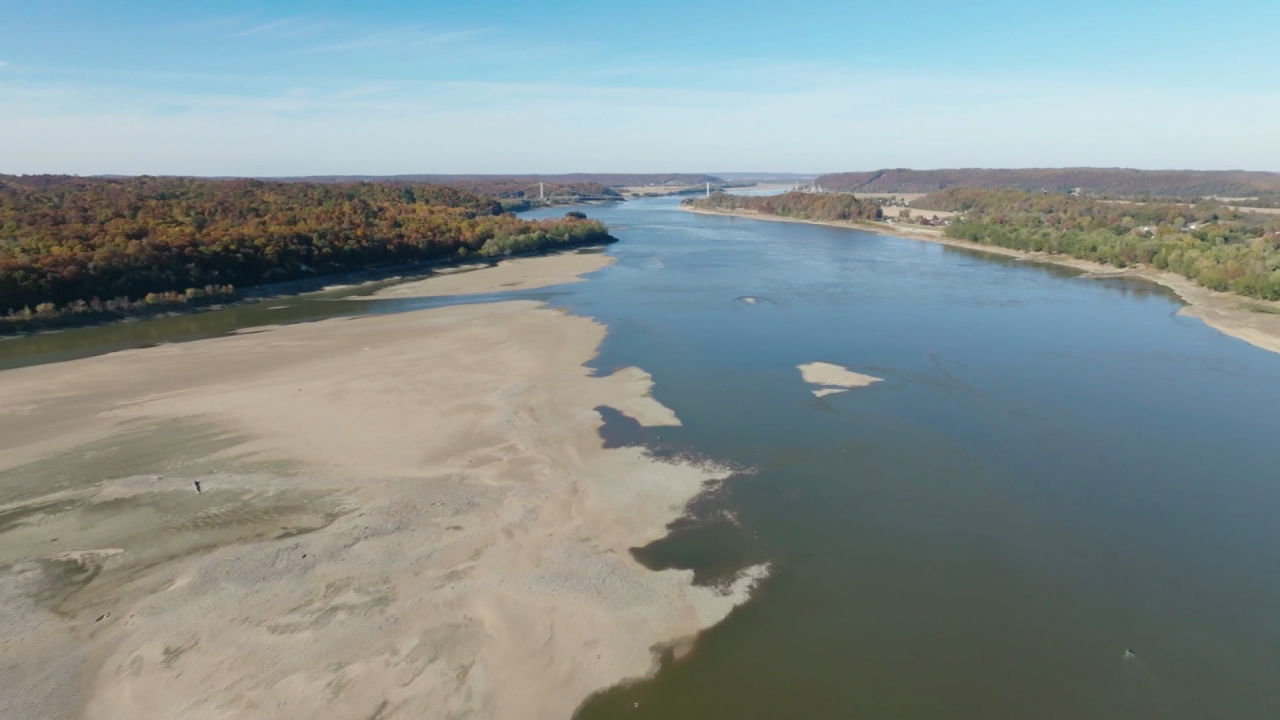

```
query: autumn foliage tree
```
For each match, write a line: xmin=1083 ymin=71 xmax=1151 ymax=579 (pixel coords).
xmin=920 ymin=188 xmax=1280 ymax=299
xmin=0 ymin=176 xmax=613 ymax=318
xmin=685 ymin=191 xmax=883 ymax=222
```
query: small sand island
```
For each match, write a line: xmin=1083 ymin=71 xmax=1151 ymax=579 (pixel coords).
xmin=798 ymin=362 xmax=883 ymax=397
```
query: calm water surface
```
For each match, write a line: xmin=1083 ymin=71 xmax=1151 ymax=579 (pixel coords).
xmin=4 ymin=197 xmax=1280 ymax=719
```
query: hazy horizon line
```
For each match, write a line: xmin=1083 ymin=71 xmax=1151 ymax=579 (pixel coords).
xmin=7 ymin=166 xmax=1279 ymax=179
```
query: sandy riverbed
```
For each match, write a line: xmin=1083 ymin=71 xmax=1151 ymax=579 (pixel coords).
xmin=685 ymin=206 xmax=1280 ymax=356
xmin=0 ymin=254 xmax=764 ymax=720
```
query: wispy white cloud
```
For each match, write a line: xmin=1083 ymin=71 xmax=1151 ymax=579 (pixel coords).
xmin=232 ymin=17 xmax=330 ymax=39
xmin=295 ymin=26 xmax=489 ymax=55
xmin=0 ymin=61 xmax=9 ymax=69
xmin=331 ymin=81 xmax=403 ymax=101
xmin=225 ymin=14 xmax=492 ymax=56
xmin=174 ymin=14 xmax=579 ymax=82
xmin=4 ymin=50 xmax=1279 ymax=175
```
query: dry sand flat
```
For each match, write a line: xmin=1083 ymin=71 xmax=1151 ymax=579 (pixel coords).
xmin=797 ymin=362 xmax=883 ymax=397
xmin=368 ymin=250 xmax=615 ymax=299
xmin=0 ymin=258 xmax=764 ymax=720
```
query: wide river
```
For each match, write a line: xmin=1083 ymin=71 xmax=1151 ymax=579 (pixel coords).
xmin=5 ymin=196 xmax=1280 ymax=718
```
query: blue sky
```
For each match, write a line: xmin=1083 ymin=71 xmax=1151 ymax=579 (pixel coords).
xmin=2 ymin=0 xmax=1277 ymax=175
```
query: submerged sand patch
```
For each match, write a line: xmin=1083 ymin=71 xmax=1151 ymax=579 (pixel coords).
xmin=0 ymin=286 xmax=762 ymax=719
xmin=798 ymin=362 xmax=883 ymax=397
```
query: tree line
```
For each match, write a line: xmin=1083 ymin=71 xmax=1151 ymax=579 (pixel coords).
xmin=0 ymin=176 xmax=613 ymax=321
xmin=686 ymin=191 xmax=883 ymax=222
xmin=918 ymin=188 xmax=1280 ymax=300
xmin=256 ymin=173 xmax=722 ymax=188
xmin=815 ymin=168 xmax=1280 ymax=205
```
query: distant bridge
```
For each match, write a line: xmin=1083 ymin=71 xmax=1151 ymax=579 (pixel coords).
xmin=498 ymin=182 xmax=622 ymax=203
xmin=499 ymin=181 xmax=731 ymax=202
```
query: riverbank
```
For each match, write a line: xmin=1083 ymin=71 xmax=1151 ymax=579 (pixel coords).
xmin=363 ymin=250 xmax=615 ymax=299
xmin=0 ymin=242 xmax=617 ymax=340
xmin=683 ymin=206 xmax=1280 ymax=356
xmin=0 ymin=253 xmax=764 ymax=720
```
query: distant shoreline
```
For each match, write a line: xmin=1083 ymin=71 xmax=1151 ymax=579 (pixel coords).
xmin=682 ymin=206 xmax=1280 ymax=356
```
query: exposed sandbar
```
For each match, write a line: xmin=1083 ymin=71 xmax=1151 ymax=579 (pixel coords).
xmin=0 ymin=272 xmax=762 ymax=720
xmin=368 ymin=250 xmax=614 ymax=299
xmin=798 ymin=362 xmax=883 ymax=397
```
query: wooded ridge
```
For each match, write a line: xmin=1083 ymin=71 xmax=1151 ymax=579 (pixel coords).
xmin=1 ymin=176 xmax=613 ymax=323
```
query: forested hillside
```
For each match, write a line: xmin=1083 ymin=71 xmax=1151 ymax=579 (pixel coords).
xmin=445 ymin=179 xmax=620 ymax=201
xmin=266 ymin=173 xmax=721 ymax=188
xmin=685 ymin=191 xmax=882 ymax=222
xmin=0 ymin=176 xmax=612 ymax=322
xmin=817 ymin=168 xmax=1280 ymax=204
xmin=921 ymin=188 xmax=1280 ymax=299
